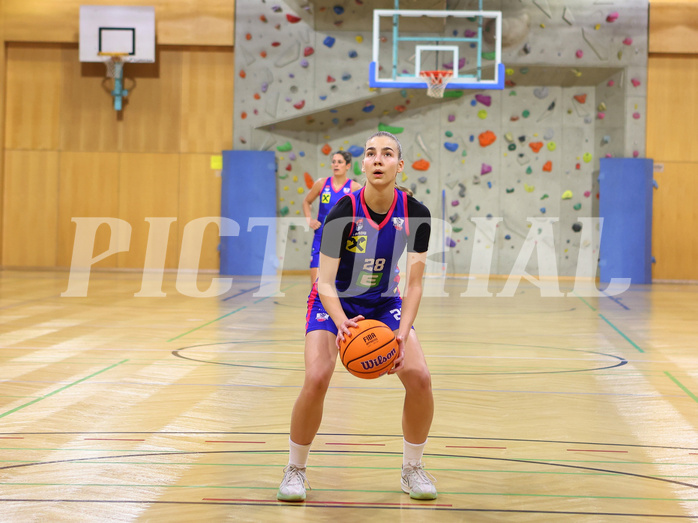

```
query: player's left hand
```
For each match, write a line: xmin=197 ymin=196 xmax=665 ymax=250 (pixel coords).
xmin=388 ymin=333 xmax=406 ymax=374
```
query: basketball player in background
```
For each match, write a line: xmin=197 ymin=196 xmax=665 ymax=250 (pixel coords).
xmin=303 ymin=151 xmax=362 ymax=284
xmin=278 ymin=131 xmax=436 ymax=502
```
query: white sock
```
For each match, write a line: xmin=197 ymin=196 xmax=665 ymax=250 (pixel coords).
xmin=403 ymin=438 xmax=427 ymax=467
xmin=288 ymin=438 xmax=312 ymax=468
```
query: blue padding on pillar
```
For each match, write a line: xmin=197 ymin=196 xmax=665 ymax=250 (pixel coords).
xmin=599 ymin=158 xmax=653 ymax=284
xmin=220 ymin=150 xmax=277 ymax=275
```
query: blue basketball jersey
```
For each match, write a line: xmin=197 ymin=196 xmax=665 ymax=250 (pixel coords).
xmin=336 ymin=187 xmax=410 ymax=301
xmin=317 ymin=177 xmax=354 ymax=226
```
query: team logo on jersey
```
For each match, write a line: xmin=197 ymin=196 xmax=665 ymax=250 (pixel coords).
xmin=392 ymin=217 xmax=404 ymax=231
xmin=316 ymin=312 xmax=330 ymax=322
xmin=345 ymin=234 xmax=367 ymax=253
xmin=355 ymin=218 xmax=364 ymax=232
xmin=321 ymin=193 xmax=331 ymax=204
xmin=343 ymin=187 xmax=351 ymax=193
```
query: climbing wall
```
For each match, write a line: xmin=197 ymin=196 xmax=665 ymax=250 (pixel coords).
xmin=233 ymin=0 xmax=649 ymax=278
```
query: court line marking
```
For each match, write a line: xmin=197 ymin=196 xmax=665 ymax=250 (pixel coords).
xmin=0 ymin=499 xmax=693 ymax=518
xmin=664 ymin=372 xmax=698 ymax=404
xmin=0 ymin=359 xmax=129 ymax=419
xmin=598 ymin=314 xmax=645 ymax=353
xmin=167 ymin=283 xmax=300 ymax=342
xmin=573 ymin=293 xmax=645 ymax=353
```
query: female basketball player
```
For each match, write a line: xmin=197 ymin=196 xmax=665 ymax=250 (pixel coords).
xmin=278 ymin=131 xmax=436 ymax=502
xmin=303 ymin=151 xmax=362 ymax=284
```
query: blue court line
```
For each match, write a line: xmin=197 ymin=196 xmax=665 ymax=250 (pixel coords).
xmin=602 ymin=291 xmax=631 ymax=310
xmin=664 ymin=372 xmax=698 ymax=404
xmin=222 ymin=282 xmax=274 ymax=302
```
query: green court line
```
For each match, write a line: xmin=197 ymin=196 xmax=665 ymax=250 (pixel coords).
xmin=167 ymin=307 xmax=247 ymax=342
xmin=665 ymin=372 xmax=698 ymax=404
xmin=167 ymin=283 xmax=300 ymax=342
xmin=572 ymin=292 xmax=597 ymax=312
xmin=0 ymin=360 xmax=129 ymax=419
xmin=598 ymin=314 xmax=645 ymax=353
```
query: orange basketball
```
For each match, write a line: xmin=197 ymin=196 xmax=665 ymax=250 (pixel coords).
xmin=339 ymin=319 xmax=398 ymax=379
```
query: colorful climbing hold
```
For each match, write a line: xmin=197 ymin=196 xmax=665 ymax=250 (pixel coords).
xmin=583 ymin=152 xmax=593 ymax=163
xmin=522 ymin=110 xmax=530 ymax=118
xmin=477 ymin=110 xmax=488 ymax=119
xmin=338 ymin=146 xmax=359 ymax=158
xmin=543 ymin=161 xmax=552 ymax=172
xmin=293 ymin=100 xmax=305 ymax=110
xmin=304 ymin=172 xmax=314 ymax=189
xmin=286 ymin=14 xmax=301 ymax=23
xmin=362 ymin=103 xmax=375 ymax=113
xmin=412 ymin=159 xmax=430 ymax=171
xmin=562 ymin=190 xmax=573 ymax=200
xmin=547 ymin=142 xmax=556 ymax=151
xmin=573 ymin=94 xmax=587 ymax=104
xmin=444 ymin=142 xmax=459 ymax=152
xmin=321 ymin=144 xmax=332 ymax=155
xmin=478 ymin=130 xmax=496 ymax=147
xmin=606 ymin=12 xmax=619 ymax=22
xmin=622 ymin=37 xmax=633 ymax=45
xmin=529 ymin=142 xmax=543 ymax=153
xmin=475 ymin=94 xmax=492 ymax=107
xmin=573 ymin=203 xmax=582 ymax=211
xmin=323 ymin=36 xmax=335 ymax=47
xmin=481 ymin=163 xmax=492 ymax=175
xmin=378 ymin=123 xmax=404 ymax=134
xmin=524 ymin=184 xmax=535 ymax=192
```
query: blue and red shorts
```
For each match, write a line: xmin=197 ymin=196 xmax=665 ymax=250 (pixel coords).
xmin=305 ymin=283 xmax=403 ymax=335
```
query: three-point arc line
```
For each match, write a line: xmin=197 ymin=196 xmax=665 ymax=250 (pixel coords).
xmin=202 ymin=498 xmax=452 ymax=507
xmin=567 ymin=449 xmax=629 ymax=453
xmin=84 ymin=438 xmax=145 ymax=442
xmin=325 ymin=443 xmax=386 ymax=446
xmin=446 ymin=446 xmax=507 ymax=449
xmin=205 ymin=441 xmax=266 ymax=444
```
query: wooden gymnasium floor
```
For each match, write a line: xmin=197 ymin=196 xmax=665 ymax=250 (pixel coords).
xmin=0 ymin=269 xmax=697 ymax=522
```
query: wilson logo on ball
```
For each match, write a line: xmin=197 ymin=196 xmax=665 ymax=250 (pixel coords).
xmin=359 ymin=347 xmax=396 ymax=370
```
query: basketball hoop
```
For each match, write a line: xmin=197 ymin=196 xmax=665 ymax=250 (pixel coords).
xmin=99 ymin=52 xmax=129 ymax=78
xmin=420 ymin=70 xmax=453 ymax=98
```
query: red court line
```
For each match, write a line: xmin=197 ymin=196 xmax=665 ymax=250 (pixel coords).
xmin=567 ymin=449 xmax=628 ymax=453
xmin=446 ymin=446 xmax=506 ymax=449
xmin=0 ymin=437 xmax=24 ymax=439
xmin=325 ymin=443 xmax=386 ymax=446
xmin=205 ymin=441 xmax=266 ymax=444
xmin=690 ymin=453 xmax=698 ymax=455
xmin=203 ymin=497 xmax=451 ymax=507
xmin=83 ymin=438 xmax=145 ymax=442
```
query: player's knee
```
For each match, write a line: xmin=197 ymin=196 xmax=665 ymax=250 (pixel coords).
xmin=303 ymin=366 xmax=333 ymax=395
xmin=402 ymin=367 xmax=432 ymax=394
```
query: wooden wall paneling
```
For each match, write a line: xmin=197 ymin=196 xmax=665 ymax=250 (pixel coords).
xmin=652 ymin=163 xmax=698 ymax=280
xmin=2 ymin=150 xmax=59 ymax=266
xmin=117 ymin=153 xmax=180 ymax=269
xmin=59 ymin=46 xmax=121 ymax=153
xmin=180 ymin=46 xmax=234 ymax=154
xmin=646 ymin=54 xmax=698 ymax=163
xmin=2 ymin=0 xmax=234 ymax=46
xmin=120 ymin=48 xmax=182 ymax=153
xmin=178 ymin=154 xmax=222 ymax=271
xmin=5 ymin=43 xmax=63 ymax=150
xmin=0 ymin=41 xmax=6 ymax=263
xmin=57 ymin=152 xmax=120 ymax=268
xmin=649 ymin=2 xmax=698 ymax=54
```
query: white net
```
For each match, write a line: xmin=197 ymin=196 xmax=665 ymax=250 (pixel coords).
xmin=103 ymin=56 xmax=125 ymax=79
xmin=420 ymin=70 xmax=453 ymax=98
